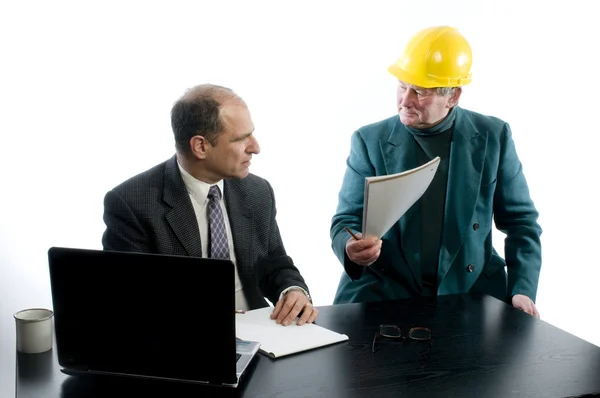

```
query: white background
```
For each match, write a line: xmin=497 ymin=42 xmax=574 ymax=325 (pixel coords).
xmin=1 ymin=2 xmax=598 ymax=383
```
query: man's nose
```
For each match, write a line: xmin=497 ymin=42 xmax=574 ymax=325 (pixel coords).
xmin=398 ymin=88 xmax=417 ymax=107
xmin=248 ymin=135 xmax=260 ymax=154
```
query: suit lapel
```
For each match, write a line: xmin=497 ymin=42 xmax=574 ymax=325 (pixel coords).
xmin=163 ymin=156 xmax=203 ymax=257
xmin=438 ymin=109 xmax=487 ymax=280
xmin=223 ymin=179 xmax=254 ymax=283
xmin=382 ymin=117 xmax=422 ymax=287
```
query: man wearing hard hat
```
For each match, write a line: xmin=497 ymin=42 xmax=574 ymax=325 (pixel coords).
xmin=330 ymin=26 xmax=542 ymax=317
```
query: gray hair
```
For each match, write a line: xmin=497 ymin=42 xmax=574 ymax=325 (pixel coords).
xmin=435 ymin=87 xmax=461 ymax=96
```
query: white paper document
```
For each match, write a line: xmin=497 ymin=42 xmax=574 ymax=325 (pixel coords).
xmin=362 ymin=156 xmax=440 ymax=238
xmin=235 ymin=307 xmax=349 ymax=358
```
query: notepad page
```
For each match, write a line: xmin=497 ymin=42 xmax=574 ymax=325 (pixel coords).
xmin=235 ymin=307 xmax=349 ymax=358
xmin=363 ymin=156 xmax=440 ymax=238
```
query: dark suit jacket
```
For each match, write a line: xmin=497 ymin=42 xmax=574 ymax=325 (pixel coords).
xmin=102 ymin=155 xmax=309 ymax=309
xmin=331 ymin=107 xmax=542 ymax=304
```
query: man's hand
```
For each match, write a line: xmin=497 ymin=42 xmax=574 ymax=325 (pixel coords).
xmin=270 ymin=289 xmax=318 ymax=326
xmin=512 ymin=294 xmax=540 ymax=318
xmin=346 ymin=233 xmax=382 ymax=266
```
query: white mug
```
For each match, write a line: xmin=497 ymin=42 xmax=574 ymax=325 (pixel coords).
xmin=14 ymin=308 xmax=54 ymax=354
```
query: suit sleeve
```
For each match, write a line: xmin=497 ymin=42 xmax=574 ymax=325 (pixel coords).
xmin=102 ymin=189 xmax=150 ymax=253
xmin=254 ymin=182 xmax=310 ymax=304
xmin=330 ymin=130 xmax=377 ymax=280
xmin=494 ymin=124 xmax=543 ymax=301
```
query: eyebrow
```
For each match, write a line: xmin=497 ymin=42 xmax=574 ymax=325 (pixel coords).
xmin=400 ymin=84 xmax=429 ymax=91
xmin=230 ymin=129 xmax=255 ymax=142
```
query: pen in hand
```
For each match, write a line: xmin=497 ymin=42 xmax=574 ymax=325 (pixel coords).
xmin=344 ymin=227 xmax=360 ymax=241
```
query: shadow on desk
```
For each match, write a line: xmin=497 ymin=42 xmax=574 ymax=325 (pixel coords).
xmin=15 ymin=294 xmax=600 ymax=398
xmin=17 ymin=350 xmax=54 ymax=380
xmin=18 ymin=349 xmax=261 ymax=398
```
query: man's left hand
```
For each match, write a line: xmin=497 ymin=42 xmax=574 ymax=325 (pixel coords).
xmin=512 ymin=294 xmax=540 ymax=318
xmin=271 ymin=290 xmax=318 ymax=326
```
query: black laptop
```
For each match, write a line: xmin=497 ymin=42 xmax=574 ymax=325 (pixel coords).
xmin=47 ymin=246 xmax=260 ymax=388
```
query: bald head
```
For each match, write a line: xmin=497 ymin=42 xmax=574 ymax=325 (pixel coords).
xmin=171 ymin=84 xmax=247 ymax=153
xmin=181 ymin=84 xmax=246 ymax=106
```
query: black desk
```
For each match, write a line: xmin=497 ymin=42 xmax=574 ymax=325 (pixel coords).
xmin=11 ymin=294 xmax=600 ymax=397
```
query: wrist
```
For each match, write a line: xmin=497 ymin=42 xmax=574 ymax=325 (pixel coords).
xmin=281 ymin=286 xmax=312 ymax=303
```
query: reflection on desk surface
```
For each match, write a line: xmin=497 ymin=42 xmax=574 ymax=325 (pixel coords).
xmin=12 ymin=294 xmax=600 ymax=398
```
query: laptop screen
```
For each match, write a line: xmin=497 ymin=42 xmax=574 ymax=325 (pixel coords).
xmin=48 ymin=247 xmax=238 ymax=385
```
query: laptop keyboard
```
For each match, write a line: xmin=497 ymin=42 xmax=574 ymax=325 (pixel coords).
xmin=236 ymin=353 xmax=242 ymax=363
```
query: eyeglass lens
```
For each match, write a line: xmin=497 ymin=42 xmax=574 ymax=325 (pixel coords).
xmin=408 ymin=327 xmax=431 ymax=340
xmin=380 ymin=325 xmax=401 ymax=338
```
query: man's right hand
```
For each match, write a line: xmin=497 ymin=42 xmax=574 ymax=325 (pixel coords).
xmin=345 ymin=233 xmax=382 ymax=266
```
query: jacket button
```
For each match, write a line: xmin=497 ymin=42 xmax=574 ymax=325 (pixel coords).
xmin=370 ymin=283 xmax=379 ymax=292
xmin=473 ymin=223 xmax=479 ymax=231
xmin=467 ymin=264 xmax=475 ymax=273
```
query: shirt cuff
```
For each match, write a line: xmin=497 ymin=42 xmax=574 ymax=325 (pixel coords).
xmin=279 ymin=286 xmax=312 ymax=303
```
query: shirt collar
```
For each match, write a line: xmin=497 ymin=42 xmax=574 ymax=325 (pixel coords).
xmin=177 ymin=161 xmax=224 ymax=205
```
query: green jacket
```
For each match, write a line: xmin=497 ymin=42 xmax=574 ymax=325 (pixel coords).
xmin=331 ymin=107 xmax=542 ymax=304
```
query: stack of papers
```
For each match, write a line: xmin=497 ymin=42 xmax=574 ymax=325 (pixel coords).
xmin=235 ymin=307 xmax=349 ymax=358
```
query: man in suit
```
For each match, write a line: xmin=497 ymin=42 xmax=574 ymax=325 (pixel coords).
xmin=102 ymin=84 xmax=318 ymax=326
xmin=331 ymin=26 xmax=542 ymax=317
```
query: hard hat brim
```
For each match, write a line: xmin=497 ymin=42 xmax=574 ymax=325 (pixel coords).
xmin=388 ymin=63 xmax=471 ymax=88
xmin=388 ymin=64 xmax=436 ymax=88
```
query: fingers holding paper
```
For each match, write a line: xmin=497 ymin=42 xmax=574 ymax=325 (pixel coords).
xmin=345 ymin=233 xmax=382 ymax=266
xmin=271 ymin=290 xmax=318 ymax=326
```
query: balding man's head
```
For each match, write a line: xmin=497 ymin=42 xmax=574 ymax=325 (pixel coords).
xmin=171 ymin=84 xmax=247 ymax=153
xmin=181 ymin=84 xmax=245 ymax=106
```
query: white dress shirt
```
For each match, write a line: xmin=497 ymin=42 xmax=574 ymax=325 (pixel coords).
xmin=178 ymin=162 xmax=250 ymax=311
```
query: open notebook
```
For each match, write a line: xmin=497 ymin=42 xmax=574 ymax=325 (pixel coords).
xmin=235 ymin=307 xmax=348 ymax=358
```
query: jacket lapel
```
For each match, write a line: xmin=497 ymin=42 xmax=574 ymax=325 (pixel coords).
xmin=223 ymin=179 xmax=254 ymax=283
xmin=438 ymin=109 xmax=487 ymax=280
xmin=382 ymin=117 xmax=422 ymax=287
xmin=163 ymin=156 xmax=203 ymax=257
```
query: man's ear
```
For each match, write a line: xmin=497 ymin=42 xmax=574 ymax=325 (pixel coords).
xmin=190 ymin=135 xmax=209 ymax=160
xmin=447 ymin=87 xmax=462 ymax=108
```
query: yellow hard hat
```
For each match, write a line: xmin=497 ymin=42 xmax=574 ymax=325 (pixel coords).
xmin=388 ymin=26 xmax=472 ymax=88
